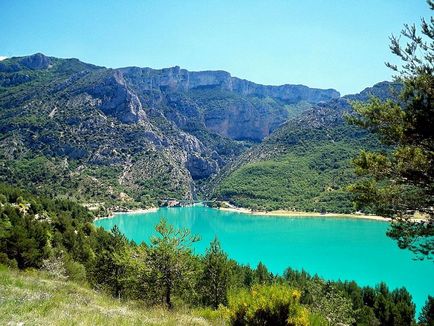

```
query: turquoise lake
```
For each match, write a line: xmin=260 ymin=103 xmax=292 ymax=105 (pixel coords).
xmin=95 ymin=205 xmax=434 ymax=312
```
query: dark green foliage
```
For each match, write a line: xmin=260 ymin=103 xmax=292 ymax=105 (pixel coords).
xmin=146 ymin=218 xmax=200 ymax=309
xmin=0 ymin=183 xmax=93 ymax=269
xmin=283 ymin=268 xmax=417 ymax=326
xmin=90 ymin=225 xmax=130 ymax=297
xmin=370 ymin=283 xmax=416 ymax=326
xmin=215 ymin=124 xmax=380 ymax=213
xmin=420 ymin=296 xmax=434 ymax=326
xmin=255 ymin=262 xmax=273 ymax=285
xmin=347 ymin=2 xmax=434 ymax=259
xmin=199 ymin=237 xmax=230 ymax=308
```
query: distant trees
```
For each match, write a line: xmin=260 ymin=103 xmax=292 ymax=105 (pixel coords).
xmin=255 ymin=261 xmax=273 ymax=284
xmin=283 ymin=267 xmax=418 ymax=326
xmin=348 ymin=0 xmax=434 ymax=259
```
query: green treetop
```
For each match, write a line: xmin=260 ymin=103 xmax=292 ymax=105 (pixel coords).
xmin=348 ymin=0 xmax=434 ymax=259
xmin=146 ymin=218 xmax=200 ymax=309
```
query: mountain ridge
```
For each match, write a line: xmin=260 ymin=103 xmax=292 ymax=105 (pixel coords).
xmin=0 ymin=53 xmax=394 ymax=212
xmin=1 ymin=53 xmax=340 ymax=100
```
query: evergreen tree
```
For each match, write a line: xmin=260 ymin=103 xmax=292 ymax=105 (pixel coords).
xmin=255 ymin=261 xmax=272 ymax=284
xmin=348 ymin=1 xmax=434 ymax=259
xmin=199 ymin=237 xmax=230 ymax=308
xmin=420 ymin=296 xmax=434 ymax=326
xmin=91 ymin=225 xmax=129 ymax=298
xmin=146 ymin=218 xmax=199 ymax=309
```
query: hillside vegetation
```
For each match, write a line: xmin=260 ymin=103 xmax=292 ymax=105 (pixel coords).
xmin=1 ymin=183 xmax=428 ymax=325
xmin=212 ymin=83 xmax=399 ymax=213
xmin=0 ymin=265 xmax=209 ymax=326
xmin=0 ymin=54 xmax=402 ymax=215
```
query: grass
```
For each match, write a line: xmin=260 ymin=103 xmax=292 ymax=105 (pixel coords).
xmin=0 ymin=265 xmax=214 ymax=325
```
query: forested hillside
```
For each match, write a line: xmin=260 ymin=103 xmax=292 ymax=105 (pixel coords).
xmin=212 ymin=82 xmax=401 ymax=213
xmin=0 ymin=54 xmax=405 ymax=214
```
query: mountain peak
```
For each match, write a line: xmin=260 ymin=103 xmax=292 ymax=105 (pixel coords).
xmin=19 ymin=53 xmax=52 ymax=70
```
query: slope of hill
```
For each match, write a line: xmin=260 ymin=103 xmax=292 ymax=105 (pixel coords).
xmin=0 ymin=265 xmax=211 ymax=325
xmin=211 ymin=82 xmax=401 ymax=213
xmin=0 ymin=53 xmax=339 ymax=207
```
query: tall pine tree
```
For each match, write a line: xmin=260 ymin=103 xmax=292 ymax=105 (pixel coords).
xmin=348 ymin=0 xmax=434 ymax=259
xmin=199 ymin=237 xmax=230 ymax=308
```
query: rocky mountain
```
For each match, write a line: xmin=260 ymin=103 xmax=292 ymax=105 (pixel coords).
xmin=0 ymin=53 xmax=340 ymax=206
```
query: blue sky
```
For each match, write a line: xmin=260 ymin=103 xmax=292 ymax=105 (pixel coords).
xmin=0 ymin=0 xmax=431 ymax=95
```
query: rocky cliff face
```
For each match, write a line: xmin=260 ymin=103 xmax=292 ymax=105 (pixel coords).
xmin=87 ymin=70 xmax=148 ymax=124
xmin=120 ymin=66 xmax=340 ymax=102
xmin=0 ymin=53 xmax=341 ymax=204
xmin=117 ymin=66 xmax=340 ymax=142
xmin=19 ymin=53 xmax=52 ymax=70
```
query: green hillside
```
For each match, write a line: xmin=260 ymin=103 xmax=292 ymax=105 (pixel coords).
xmin=216 ymin=141 xmax=365 ymax=213
xmin=0 ymin=265 xmax=211 ymax=326
xmin=212 ymin=99 xmax=386 ymax=213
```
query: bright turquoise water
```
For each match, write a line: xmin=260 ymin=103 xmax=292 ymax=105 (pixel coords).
xmin=95 ymin=205 xmax=434 ymax=312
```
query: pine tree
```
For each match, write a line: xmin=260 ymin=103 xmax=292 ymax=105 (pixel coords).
xmin=199 ymin=237 xmax=230 ymax=308
xmin=91 ymin=225 xmax=129 ymax=298
xmin=420 ymin=296 xmax=434 ymax=326
xmin=255 ymin=261 xmax=271 ymax=284
xmin=146 ymin=218 xmax=199 ymax=309
xmin=348 ymin=1 xmax=434 ymax=259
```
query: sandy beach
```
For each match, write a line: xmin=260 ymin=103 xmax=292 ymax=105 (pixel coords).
xmin=218 ymin=206 xmax=390 ymax=221
xmin=94 ymin=207 xmax=158 ymax=221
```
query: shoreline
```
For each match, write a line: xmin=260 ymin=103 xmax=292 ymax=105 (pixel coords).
xmin=94 ymin=204 xmax=428 ymax=223
xmin=94 ymin=207 xmax=158 ymax=221
xmin=217 ymin=206 xmax=390 ymax=221
xmin=94 ymin=203 xmax=390 ymax=222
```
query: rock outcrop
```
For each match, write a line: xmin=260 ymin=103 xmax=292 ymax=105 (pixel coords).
xmin=88 ymin=70 xmax=148 ymax=124
xmin=19 ymin=53 xmax=52 ymax=70
xmin=120 ymin=66 xmax=340 ymax=103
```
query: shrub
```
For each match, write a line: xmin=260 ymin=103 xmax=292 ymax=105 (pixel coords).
xmin=0 ymin=253 xmax=18 ymax=269
xmin=64 ymin=259 xmax=87 ymax=283
xmin=41 ymin=253 xmax=68 ymax=281
xmin=227 ymin=284 xmax=317 ymax=326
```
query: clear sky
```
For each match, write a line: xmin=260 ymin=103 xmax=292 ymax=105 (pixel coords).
xmin=0 ymin=0 xmax=431 ymax=95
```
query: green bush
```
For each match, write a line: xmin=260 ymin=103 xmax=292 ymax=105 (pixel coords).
xmin=227 ymin=284 xmax=321 ymax=326
xmin=0 ymin=253 xmax=18 ymax=269
xmin=65 ymin=259 xmax=87 ymax=283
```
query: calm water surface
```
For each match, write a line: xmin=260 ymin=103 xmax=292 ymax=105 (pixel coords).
xmin=95 ymin=205 xmax=434 ymax=312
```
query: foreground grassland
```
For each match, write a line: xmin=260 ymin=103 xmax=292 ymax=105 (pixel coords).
xmin=0 ymin=266 xmax=212 ymax=326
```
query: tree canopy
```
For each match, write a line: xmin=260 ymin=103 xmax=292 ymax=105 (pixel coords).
xmin=348 ymin=0 xmax=434 ymax=259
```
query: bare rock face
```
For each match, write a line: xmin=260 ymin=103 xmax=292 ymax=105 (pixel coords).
xmin=203 ymin=98 xmax=281 ymax=141
xmin=186 ymin=153 xmax=219 ymax=180
xmin=120 ymin=66 xmax=340 ymax=103
xmin=117 ymin=66 xmax=339 ymax=141
xmin=19 ymin=53 xmax=52 ymax=70
xmin=88 ymin=71 xmax=147 ymax=124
